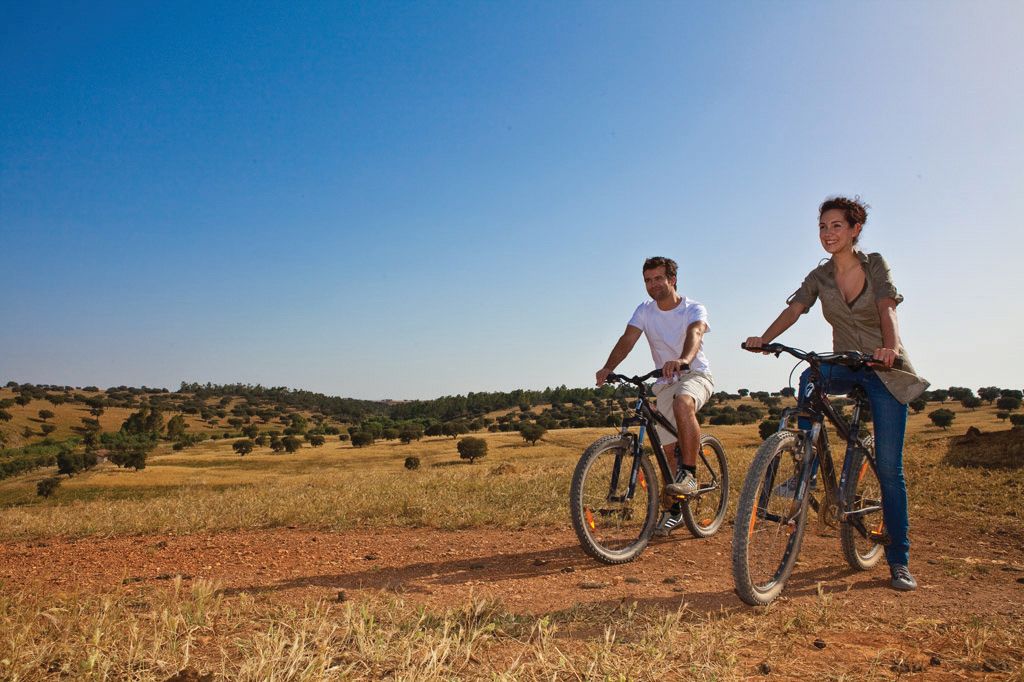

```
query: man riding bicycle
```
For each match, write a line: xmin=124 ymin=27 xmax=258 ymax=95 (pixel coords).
xmin=596 ymin=256 xmax=714 ymax=533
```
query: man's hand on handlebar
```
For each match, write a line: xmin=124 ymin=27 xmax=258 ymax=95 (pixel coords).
xmin=661 ymin=359 xmax=689 ymax=380
xmin=596 ymin=367 xmax=613 ymax=387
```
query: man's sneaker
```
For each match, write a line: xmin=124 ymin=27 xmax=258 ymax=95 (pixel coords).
xmin=665 ymin=472 xmax=697 ymax=498
xmin=774 ymin=476 xmax=816 ymax=499
xmin=890 ymin=564 xmax=918 ymax=591
xmin=655 ymin=505 xmax=685 ymax=537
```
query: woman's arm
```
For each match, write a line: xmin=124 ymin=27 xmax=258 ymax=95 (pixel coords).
xmin=874 ymin=297 xmax=902 ymax=367
xmin=745 ymin=301 xmax=807 ymax=348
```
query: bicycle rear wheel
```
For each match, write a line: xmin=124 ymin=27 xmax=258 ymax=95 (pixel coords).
xmin=732 ymin=430 xmax=812 ymax=605
xmin=570 ymin=434 xmax=659 ymax=564
xmin=681 ymin=434 xmax=729 ymax=538
xmin=840 ymin=435 xmax=885 ymax=570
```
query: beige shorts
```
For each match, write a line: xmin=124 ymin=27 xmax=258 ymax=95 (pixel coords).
xmin=652 ymin=371 xmax=714 ymax=445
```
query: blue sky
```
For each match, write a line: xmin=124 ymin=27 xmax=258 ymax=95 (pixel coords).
xmin=2 ymin=1 xmax=1022 ymax=399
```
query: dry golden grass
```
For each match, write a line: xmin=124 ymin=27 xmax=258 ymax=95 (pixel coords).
xmin=2 ymin=392 xmax=1023 ymax=680
xmin=1 ymin=577 xmax=1021 ymax=680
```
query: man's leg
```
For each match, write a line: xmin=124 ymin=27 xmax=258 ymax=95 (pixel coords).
xmin=672 ymin=394 xmax=700 ymax=469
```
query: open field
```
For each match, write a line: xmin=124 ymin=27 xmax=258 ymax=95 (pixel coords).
xmin=1 ymin=396 xmax=1022 ymax=679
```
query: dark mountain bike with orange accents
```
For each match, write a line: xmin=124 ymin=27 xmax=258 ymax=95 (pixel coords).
xmin=732 ymin=343 xmax=889 ymax=605
xmin=569 ymin=369 xmax=729 ymax=564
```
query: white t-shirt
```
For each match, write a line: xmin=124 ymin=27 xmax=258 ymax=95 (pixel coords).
xmin=627 ymin=297 xmax=711 ymax=380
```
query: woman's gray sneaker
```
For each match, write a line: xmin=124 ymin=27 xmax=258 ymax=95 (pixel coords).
xmin=889 ymin=564 xmax=917 ymax=591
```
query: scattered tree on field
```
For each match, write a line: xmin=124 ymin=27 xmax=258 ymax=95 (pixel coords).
xmin=232 ymin=439 xmax=255 ymax=456
xmin=960 ymin=396 xmax=982 ymax=410
xmin=758 ymin=419 xmax=777 ymax=440
xmin=519 ymin=423 xmax=546 ymax=445
xmin=442 ymin=421 xmax=469 ymax=439
xmin=996 ymin=411 xmax=1010 ymax=423
xmin=37 ymin=477 xmax=61 ymax=498
xmin=457 ymin=436 xmax=487 ymax=463
xmin=978 ymin=387 xmax=1001 ymax=403
xmin=0 ymin=410 xmax=12 ymax=422
xmin=166 ymin=414 xmax=189 ymax=440
xmin=928 ymin=409 xmax=955 ymax=430
xmin=40 ymin=424 xmax=57 ymax=436
xmin=307 ymin=434 xmax=325 ymax=447
xmin=399 ymin=424 xmax=424 ymax=444
xmin=282 ymin=435 xmax=302 ymax=453
xmin=351 ymin=432 xmax=374 ymax=448
xmin=38 ymin=409 xmax=55 ymax=422
xmin=404 ymin=456 xmax=420 ymax=470
xmin=996 ymin=396 xmax=1021 ymax=412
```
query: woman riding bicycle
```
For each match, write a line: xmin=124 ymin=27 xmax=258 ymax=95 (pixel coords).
xmin=744 ymin=196 xmax=929 ymax=591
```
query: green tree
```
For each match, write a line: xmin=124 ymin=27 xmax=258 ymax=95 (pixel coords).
xmin=519 ymin=423 xmax=546 ymax=445
xmin=399 ymin=424 xmax=424 ymax=444
xmin=908 ymin=398 xmax=927 ymax=414
xmin=37 ymin=477 xmax=61 ymax=498
xmin=457 ymin=436 xmax=488 ymax=463
xmin=442 ymin=421 xmax=469 ymax=439
xmin=928 ymin=408 xmax=955 ymax=430
xmin=404 ymin=456 xmax=420 ymax=470
xmin=232 ymin=439 xmax=255 ymax=456
xmin=40 ymin=424 xmax=57 ymax=436
xmin=121 ymin=406 xmax=164 ymax=436
xmin=978 ymin=386 xmax=1001 ymax=403
xmin=101 ymin=431 xmax=157 ymax=470
xmin=241 ymin=424 xmax=260 ymax=439
xmin=0 ymin=410 xmax=12 ymax=422
xmin=351 ymin=432 xmax=374 ymax=448
xmin=758 ymin=419 xmax=777 ymax=440
xmin=307 ymin=434 xmax=326 ymax=447
xmin=38 ymin=409 xmax=55 ymax=422
xmin=996 ymin=411 xmax=1010 ymax=422
xmin=282 ymin=435 xmax=302 ymax=453
xmin=166 ymin=414 xmax=189 ymax=441
xmin=996 ymin=396 xmax=1021 ymax=412
xmin=960 ymin=396 xmax=982 ymax=410
xmin=270 ymin=436 xmax=285 ymax=452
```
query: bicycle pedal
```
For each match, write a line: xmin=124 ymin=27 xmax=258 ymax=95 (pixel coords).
xmin=868 ymin=530 xmax=891 ymax=545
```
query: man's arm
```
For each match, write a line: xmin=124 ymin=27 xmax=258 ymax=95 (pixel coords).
xmin=662 ymin=320 xmax=707 ymax=377
xmin=596 ymin=325 xmax=642 ymax=386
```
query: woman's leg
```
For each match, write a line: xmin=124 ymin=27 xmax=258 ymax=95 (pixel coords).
xmin=863 ymin=372 xmax=911 ymax=566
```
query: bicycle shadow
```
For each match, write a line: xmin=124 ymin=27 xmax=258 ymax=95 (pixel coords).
xmin=217 ymin=541 xmax=612 ymax=598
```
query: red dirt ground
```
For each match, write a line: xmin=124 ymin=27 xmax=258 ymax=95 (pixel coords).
xmin=3 ymin=516 xmax=1023 ymax=678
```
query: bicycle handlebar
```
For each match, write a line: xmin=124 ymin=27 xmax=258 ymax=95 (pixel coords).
xmin=604 ymin=368 xmax=664 ymax=386
xmin=741 ymin=342 xmax=901 ymax=370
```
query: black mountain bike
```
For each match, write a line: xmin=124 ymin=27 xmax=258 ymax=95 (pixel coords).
xmin=569 ymin=369 xmax=729 ymax=564
xmin=732 ymin=342 xmax=890 ymax=605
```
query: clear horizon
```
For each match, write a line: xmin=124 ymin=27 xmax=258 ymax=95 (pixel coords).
xmin=3 ymin=2 xmax=1023 ymax=400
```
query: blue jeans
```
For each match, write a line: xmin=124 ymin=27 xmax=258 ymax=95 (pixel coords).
xmin=798 ymin=364 xmax=910 ymax=566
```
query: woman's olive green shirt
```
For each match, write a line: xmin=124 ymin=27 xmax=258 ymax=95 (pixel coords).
xmin=787 ymin=250 xmax=929 ymax=404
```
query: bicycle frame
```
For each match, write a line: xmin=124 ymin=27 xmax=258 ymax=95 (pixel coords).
xmin=779 ymin=364 xmax=883 ymax=540
xmin=611 ymin=376 xmax=722 ymax=506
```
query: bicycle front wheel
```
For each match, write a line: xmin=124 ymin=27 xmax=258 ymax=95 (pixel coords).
xmin=840 ymin=435 xmax=885 ymax=570
xmin=732 ymin=430 xmax=812 ymax=606
xmin=681 ymin=434 xmax=730 ymax=538
xmin=570 ymin=435 xmax=659 ymax=564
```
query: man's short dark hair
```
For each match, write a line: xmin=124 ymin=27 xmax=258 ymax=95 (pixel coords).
xmin=643 ymin=257 xmax=677 ymax=280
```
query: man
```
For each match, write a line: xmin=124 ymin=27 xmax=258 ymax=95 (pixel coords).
xmin=595 ymin=256 xmax=714 ymax=534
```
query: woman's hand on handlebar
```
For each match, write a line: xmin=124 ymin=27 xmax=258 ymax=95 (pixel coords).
xmin=871 ymin=347 xmax=899 ymax=368
xmin=743 ymin=337 xmax=774 ymax=354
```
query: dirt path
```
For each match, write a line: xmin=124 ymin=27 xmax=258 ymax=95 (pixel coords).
xmin=4 ymin=518 xmax=1022 ymax=620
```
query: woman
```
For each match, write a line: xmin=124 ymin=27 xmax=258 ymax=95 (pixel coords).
xmin=744 ymin=196 xmax=928 ymax=591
